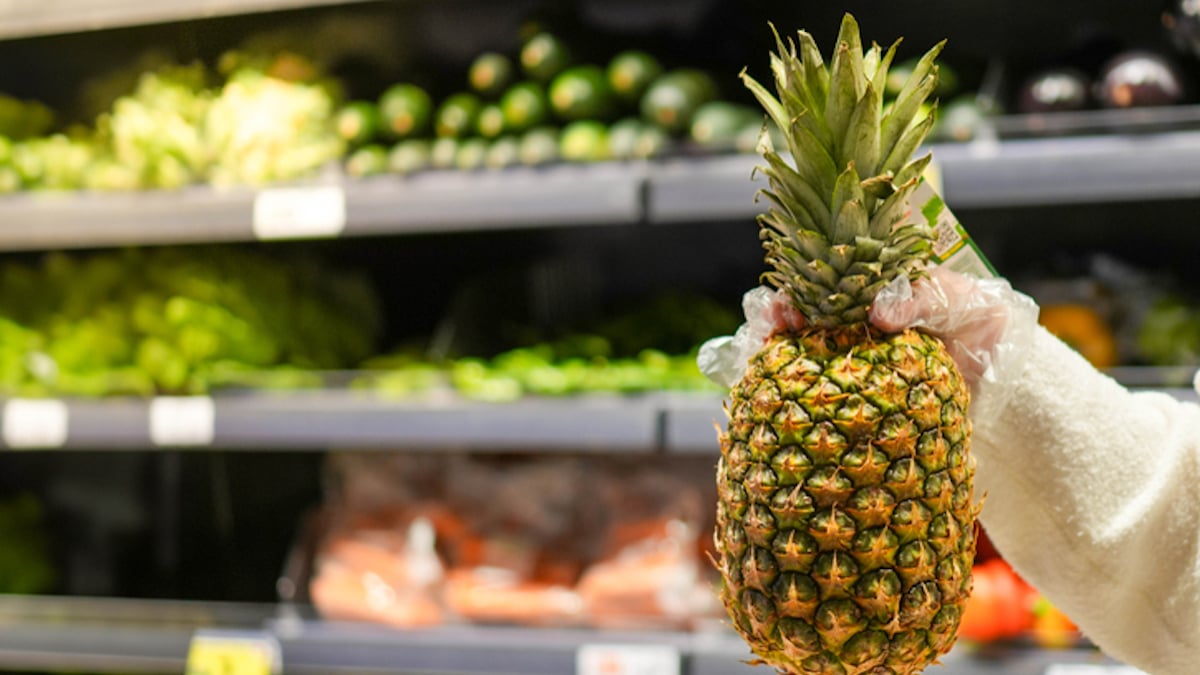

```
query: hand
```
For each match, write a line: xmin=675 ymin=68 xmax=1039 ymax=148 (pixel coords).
xmin=869 ymin=266 xmax=1039 ymax=389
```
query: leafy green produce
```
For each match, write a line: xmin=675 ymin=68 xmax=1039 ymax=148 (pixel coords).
xmin=1138 ymin=296 xmax=1200 ymax=365
xmin=0 ymin=94 xmax=55 ymax=140
xmin=12 ymin=135 xmax=99 ymax=191
xmin=0 ymin=247 xmax=381 ymax=397
xmin=98 ymin=63 xmax=212 ymax=190
xmin=355 ymin=292 xmax=737 ymax=400
xmin=205 ymin=68 xmax=343 ymax=186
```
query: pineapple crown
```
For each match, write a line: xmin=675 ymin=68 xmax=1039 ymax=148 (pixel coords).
xmin=743 ymin=13 xmax=943 ymax=327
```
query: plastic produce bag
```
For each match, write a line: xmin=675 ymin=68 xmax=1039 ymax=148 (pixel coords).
xmin=576 ymin=457 xmax=714 ymax=629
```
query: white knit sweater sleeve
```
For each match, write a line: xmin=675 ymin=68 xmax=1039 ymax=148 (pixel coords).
xmin=971 ymin=325 xmax=1200 ymax=674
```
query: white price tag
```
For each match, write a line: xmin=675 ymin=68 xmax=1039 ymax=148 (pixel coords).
xmin=186 ymin=630 xmax=281 ymax=675
xmin=253 ymin=186 xmax=346 ymax=240
xmin=576 ymin=644 xmax=680 ymax=675
xmin=2 ymin=399 xmax=68 ymax=448
xmin=150 ymin=396 xmax=215 ymax=447
xmin=1044 ymin=665 xmax=1148 ymax=675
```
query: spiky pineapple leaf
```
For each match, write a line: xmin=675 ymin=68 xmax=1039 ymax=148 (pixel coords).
xmin=880 ymin=102 xmax=937 ymax=177
xmin=761 ymin=150 xmax=833 ymax=232
xmin=843 ymin=80 xmax=881 ymax=177
xmin=796 ymin=31 xmax=829 ymax=112
xmin=831 ymin=198 xmax=869 ymax=246
xmin=825 ymin=16 xmax=866 ymax=146
xmin=871 ymin=39 xmax=902 ymax=98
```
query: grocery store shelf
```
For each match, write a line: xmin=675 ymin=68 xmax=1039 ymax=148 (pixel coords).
xmin=0 ymin=390 xmax=666 ymax=451
xmin=0 ymin=0 xmax=377 ymax=40
xmin=934 ymin=130 xmax=1200 ymax=208
xmin=0 ymin=594 xmax=274 ymax=673
xmin=1 ymin=129 xmax=1199 ymax=250
xmin=1 ymin=368 xmax=1191 ymax=452
xmin=0 ymin=595 xmax=1139 ymax=675
xmin=0 ymin=163 xmax=645 ymax=251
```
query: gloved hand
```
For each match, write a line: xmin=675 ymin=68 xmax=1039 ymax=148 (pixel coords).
xmin=869 ymin=266 xmax=1041 ymax=419
xmin=697 ymin=287 xmax=804 ymax=389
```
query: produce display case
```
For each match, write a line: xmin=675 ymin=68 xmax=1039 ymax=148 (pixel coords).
xmin=0 ymin=1 xmax=1197 ymax=674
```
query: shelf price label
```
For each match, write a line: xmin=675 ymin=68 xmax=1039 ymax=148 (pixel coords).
xmin=186 ymin=631 xmax=281 ymax=675
xmin=577 ymin=644 xmax=681 ymax=675
xmin=1044 ymin=665 xmax=1149 ymax=675
xmin=150 ymin=396 xmax=215 ymax=447
xmin=253 ymin=185 xmax=346 ymax=240
xmin=2 ymin=399 xmax=68 ymax=449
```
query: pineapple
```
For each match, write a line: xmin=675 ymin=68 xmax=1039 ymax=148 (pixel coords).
xmin=714 ymin=14 xmax=978 ymax=674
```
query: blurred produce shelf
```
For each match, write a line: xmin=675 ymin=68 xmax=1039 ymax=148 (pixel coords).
xmin=0 ymin=370 xmax=1192 ymax=452
xmin=0 ymin=0 xmax=377 ymax=40
xmin=4 ymin=125 xmax=1200 ymax=251
xmin=0 ymin=595 xmax=1138 ymax=675
xmin=0 ymin=594 xmax=273 ymax=673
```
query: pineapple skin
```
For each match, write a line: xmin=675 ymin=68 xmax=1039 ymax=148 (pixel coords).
xmin=715 ymin=324 xmax=977 ymax=674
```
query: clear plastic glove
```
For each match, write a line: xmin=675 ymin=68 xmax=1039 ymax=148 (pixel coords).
xmin=698 ymin=287 xmax=803 ymax=389
xmin=869 ymin=266 xmax=1040 ymax=420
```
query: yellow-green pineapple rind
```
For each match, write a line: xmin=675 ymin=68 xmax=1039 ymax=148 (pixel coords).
xmin=716 ymin=328 xmax=977 ymax=674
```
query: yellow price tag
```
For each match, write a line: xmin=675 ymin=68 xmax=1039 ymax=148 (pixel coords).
xmin=186 ymin=632 xmax=281 ymax=675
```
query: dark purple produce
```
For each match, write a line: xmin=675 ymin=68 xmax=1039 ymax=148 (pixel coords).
xmin=1163 ymin=0 xmax=1200 ymax=59
xmin=1095 ymin=51 xmax=1186 ymax=107
xmin=1018 ymin=67 xmax=1092 ymax=113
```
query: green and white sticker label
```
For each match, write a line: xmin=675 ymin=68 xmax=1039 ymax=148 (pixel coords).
xmin=911 ymin=178 xmax=996 ymax=279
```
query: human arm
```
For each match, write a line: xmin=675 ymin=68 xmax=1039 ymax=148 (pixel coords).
xmin=871 ymin=267 xmax=1200 ymax=675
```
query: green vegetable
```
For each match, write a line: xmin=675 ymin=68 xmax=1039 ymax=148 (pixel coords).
xmin=435 ymin=92 xmax=482 ymax=138
xmin=475 ymin=103 xmax=506 ymax=139
xmin=345 ymin=144 xmax=389 ymax=177
xmin=608 ymin=117 xmax=644 ymax=160
xmin=640 ymin=69 xmax=718 ymax=135
xmin=559 ymin=120 xmax=609 ymax=162
xmin=519 ymin=126 xmax=560 ymax=166
xmin=388 ymin=139 xmax=430 ymax=175
xmin=430 ymin=137 xmax=459 ymax=169
xmin=485 ymin=136 xmax=521 ymax=169
xmin=469 ymin=52 xmax=516 ymax=98
xmin=520 ymin=33 xmax=572 ymax=82
xmin=689 ymin=101 xmax=759 ymax=149
xmin=335 ymin=100 xmax=382 ymax=146
xmin=549 ymin=65 xmax=613 ymax=121
xmin=206 ymin=69 xmax=342 ymax=186
xmin=499 ymin=82 xmax=549 ymax=132
xmin=378 ymin=83 xmax=433 ymax=139
xmin=607 ymin=50 xmax=663 ymax=102
xmin=455 ymin=137 xmax=489 ymax=171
